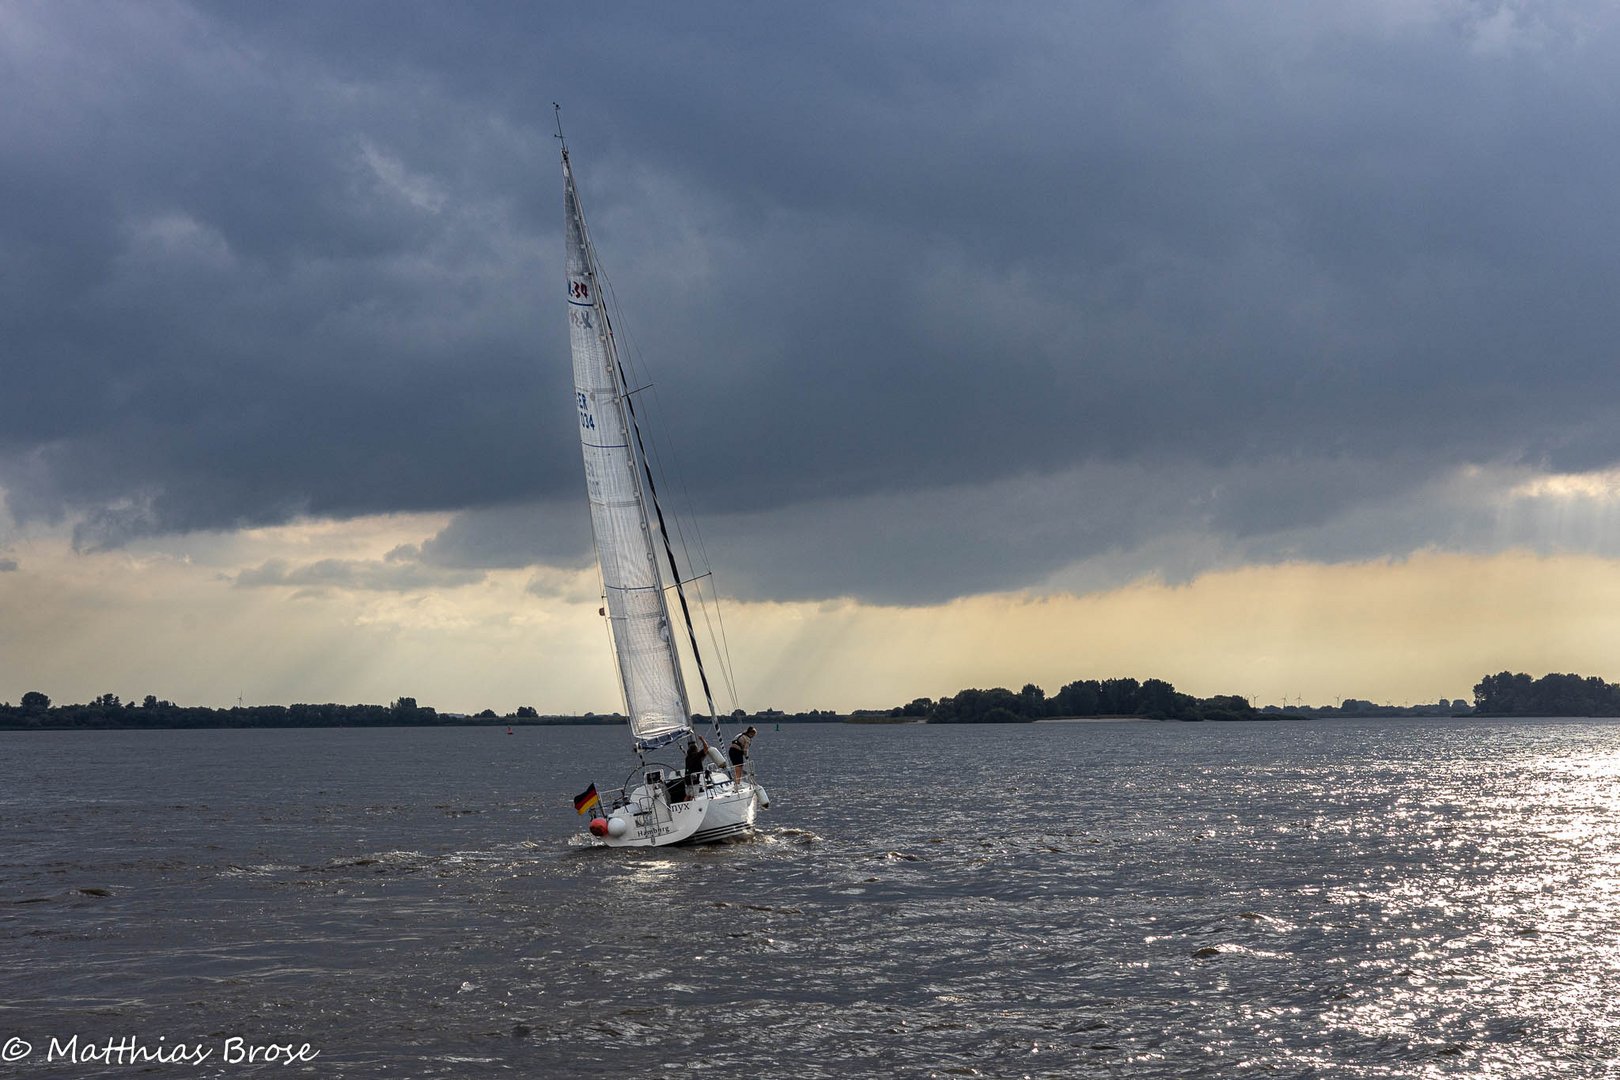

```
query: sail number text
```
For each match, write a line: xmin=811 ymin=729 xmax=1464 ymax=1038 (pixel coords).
xmin=577 ymin=391 xmax=597 ymax=431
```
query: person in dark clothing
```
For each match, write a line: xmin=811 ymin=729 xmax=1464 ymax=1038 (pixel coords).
xmin=682 ymin=736 xmax=709 ymax=800
xmin=728 ymin=726 xmax=758 ymax=781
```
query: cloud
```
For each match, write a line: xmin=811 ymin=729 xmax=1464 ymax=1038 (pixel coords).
xmin=418 ymin=502 xmax=591 ymax=570
xmin=391 ymin=457 xmax=1620 ymax=607
xmin=6 ymin=3 xmax=1620 ymax=605
xmin=232 ymin=556 xmax=484 ymax=594
xmin=0 ymin=558 xmax=17 ymax=572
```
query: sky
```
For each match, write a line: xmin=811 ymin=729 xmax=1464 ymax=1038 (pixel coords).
xmin=6 ymin=0 xmax=1620 ymax=713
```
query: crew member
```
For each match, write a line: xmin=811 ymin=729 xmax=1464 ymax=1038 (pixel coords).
xmin=728 ymin=726 xmax=758 ymax=782
xmin=682 ymin=736 xmax=709 ymax=800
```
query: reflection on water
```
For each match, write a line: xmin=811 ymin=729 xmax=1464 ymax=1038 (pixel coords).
xmin=5 ymin=719 xmax=1620 ymax=1076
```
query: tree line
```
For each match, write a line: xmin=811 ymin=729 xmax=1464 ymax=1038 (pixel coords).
xmin=887 ymin=677 xmax=1256 ymax=723
xmin=0 ymin=693 xmax=619 ymax=731
xmin=1472 ymin=672 xmax=1620 ymax=717
xmin=6 ymin=670 xmax=1617 ymax=730
xmin=0 ymin=693 xmax=855 ymax=731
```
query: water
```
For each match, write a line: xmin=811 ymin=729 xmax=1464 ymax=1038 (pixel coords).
xmin=4 ymin=718 xmax=1620 ymax=1077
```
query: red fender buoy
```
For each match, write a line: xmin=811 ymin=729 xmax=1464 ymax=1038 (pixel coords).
xmin=588 ymin=818 xmax=610 ymax=837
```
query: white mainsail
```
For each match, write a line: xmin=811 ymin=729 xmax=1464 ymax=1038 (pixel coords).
xmin=563 ymin=149 xmax=692 ymax=748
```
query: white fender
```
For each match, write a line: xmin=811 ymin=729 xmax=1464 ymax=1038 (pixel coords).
xmin=706 ymin=746 xmax=728 ymax=771
xmin=754 ymin=785 xmax=770 ymax=810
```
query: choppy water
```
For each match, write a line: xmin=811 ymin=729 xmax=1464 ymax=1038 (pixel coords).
xmin=4 ymin=718 xmax=1620 ymax=1077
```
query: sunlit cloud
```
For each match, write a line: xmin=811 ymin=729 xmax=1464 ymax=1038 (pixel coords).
xmin=232 ymin=557 xmax=484 ymax=593
xmin=1509 ymin=467 xmax=1620 ymax=502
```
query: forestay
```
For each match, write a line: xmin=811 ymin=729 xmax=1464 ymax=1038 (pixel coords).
xmin=563 ymin=151 xmax=692 ymax=748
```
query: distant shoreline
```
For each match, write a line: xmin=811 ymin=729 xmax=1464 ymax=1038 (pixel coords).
xmin=0 ymin=713 xmax=851 ymax=733
xmin=6 ymin=714 xmax=1616 ymax=733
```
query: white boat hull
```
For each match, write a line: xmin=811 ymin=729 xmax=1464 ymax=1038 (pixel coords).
xmin=592 ymin=772 xmax=761 ymax=848
xmin=687 ymin=781 xmax=759 ymax=844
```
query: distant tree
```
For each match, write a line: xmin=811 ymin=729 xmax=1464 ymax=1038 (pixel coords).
xmin=1474 ymin=671 xmax=1620 ymax=716
xmin=1473 ymin=672 xmax=1532 ymax=714
xmin=21 ymin=691 xmax=50 ymax=710
xmin=927 ymin=687 xmax=1032 ymax=723
xmin=1197 ymin=694 xmax=1255 ymax=722
xmin=93 ymin=693 xmax=121 ymax=709
xmin=514 ymin=706 xmax=539 ymax=719
xmin=387 ymin=696 xmax=438 ymax=724
xmin=1052 ymin=680 xmax=1101 ymax=717
xmin=1019 ymin=683 xmax=1047 ymax=718
xmin=1137 ymin=678 xmax=1179 ymax=719
xmin=476 ymin=708 xmax=498 ymax=719
xmin=1099 ymin=677 xmax=1141 ymax=716
xmin=908 ymin=675 xmax=1260 ymax=724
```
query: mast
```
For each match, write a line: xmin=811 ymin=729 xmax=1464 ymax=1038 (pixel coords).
xmin=564 ymin=147 xmax=693 ymax=749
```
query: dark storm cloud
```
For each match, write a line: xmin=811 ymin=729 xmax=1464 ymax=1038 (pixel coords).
xmin=400 ymin=455 xmax=1454 ymax=604
xmin=7 ymin=2 xmax=1620 ymax=600
xmin=417 ymin=501 xmax=590 ymax=571
xmin=309 ymin=453 xmax=1606 ymax=606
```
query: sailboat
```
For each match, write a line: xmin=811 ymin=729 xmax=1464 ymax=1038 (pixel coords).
xmin=560 ymin=123 xmax=768 ymax=847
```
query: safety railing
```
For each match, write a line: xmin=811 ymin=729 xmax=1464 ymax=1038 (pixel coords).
xmin=592 ymin=760 xmax=756 ymax=822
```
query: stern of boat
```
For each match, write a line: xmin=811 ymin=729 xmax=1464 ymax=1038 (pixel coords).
xmin=582 ymin=764 xmax=765 ymax=847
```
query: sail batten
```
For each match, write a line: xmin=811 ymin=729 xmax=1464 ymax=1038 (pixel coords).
xmin=564 ymin=151 xmax=692 ymax=746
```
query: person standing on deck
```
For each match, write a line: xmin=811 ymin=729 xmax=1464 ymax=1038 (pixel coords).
xmin=728 ymin=726 xmax=758 ymax=782
xmin=682 ymin=736 xmax=709 ymax=800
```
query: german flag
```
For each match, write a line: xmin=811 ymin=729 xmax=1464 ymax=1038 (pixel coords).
xmin=573 ymin=783 xmax=600 ymax=815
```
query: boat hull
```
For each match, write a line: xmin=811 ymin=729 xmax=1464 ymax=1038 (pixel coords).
xmin=593 ymin=776 xmax=761 ymax=848
xmin=686 ymin=781 xmax=759 ymax=844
